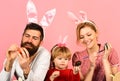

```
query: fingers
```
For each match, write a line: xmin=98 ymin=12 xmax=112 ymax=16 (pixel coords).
xmin=6 ymin=44 xmax=19 ymax=60
xmin=7 ymin=44 xmax=19 ymax=54
xmin=73 ymin=66 xmax=80 ymax=74
xmin=103 ymin=43 xmax=112 ymax=60
xmin=52 ymin=71 xmax=60 ymax=78
xmin=18 ymin=47 xmax=29 ymax=59
xmin=104 ymin=43 xmax=112 ymax=50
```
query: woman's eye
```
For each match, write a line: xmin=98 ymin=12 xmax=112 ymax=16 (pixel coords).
xmin=80 ymin=36 xmax=84 ymax=39
xmin=87 ymin=34 xmax=91 ymax=36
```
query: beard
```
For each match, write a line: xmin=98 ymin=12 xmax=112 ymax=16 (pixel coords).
xmin=21 ymin=41 xmax=39 ymax=57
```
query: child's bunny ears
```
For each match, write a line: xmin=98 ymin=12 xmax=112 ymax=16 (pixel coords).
xmin=67 ymin=11 xmax=93 ymax=25
xmin=52 ymin=35 xmax=68 ymax=48
xmin=57 ymin=35 xmax=68 ymax=46
xmin=26 ymin=0 xmax=56 ymax=27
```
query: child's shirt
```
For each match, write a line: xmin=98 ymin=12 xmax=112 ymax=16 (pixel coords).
xmin=44 ymin=68 xmax=80 ymax=81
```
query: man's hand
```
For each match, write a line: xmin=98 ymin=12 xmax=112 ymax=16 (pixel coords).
xmin=5 ymin=44 xmax=19 ymax=71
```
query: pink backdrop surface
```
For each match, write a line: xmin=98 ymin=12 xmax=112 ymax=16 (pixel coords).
xmin=0 ymin=0 xmax=120 ymax=70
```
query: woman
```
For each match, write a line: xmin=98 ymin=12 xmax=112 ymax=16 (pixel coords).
xmin=72 ymin=21 xmax=119 ymax=81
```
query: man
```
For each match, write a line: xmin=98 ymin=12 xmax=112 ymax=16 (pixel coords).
xmin=0 ymin=23 xmax=51 ymax=81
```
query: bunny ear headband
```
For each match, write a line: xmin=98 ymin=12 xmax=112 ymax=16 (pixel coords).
xmin=51 ymin=35 xmax=68 ymax=53
xmin=26 ymin=0 xmax=56 ymax=28
xmin=67 ymin=10 xmax=94 ymax=25
xmin=57 ymin=35 xmax=68 ymax=47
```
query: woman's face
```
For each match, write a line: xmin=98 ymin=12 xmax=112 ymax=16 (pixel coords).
xmin=79 ymin=26 xmax=98 ymax=49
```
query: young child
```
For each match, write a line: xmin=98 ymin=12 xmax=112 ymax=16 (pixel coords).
xmin=44 ymin=43 xmax=80 ymax=81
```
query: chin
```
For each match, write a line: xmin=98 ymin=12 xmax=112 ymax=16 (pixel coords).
xmin=86 ymin=44 xmax=93 ymax=49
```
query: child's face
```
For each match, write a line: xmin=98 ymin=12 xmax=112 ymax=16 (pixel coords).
xmin=53 ymin=55 xmax=69 ymax=70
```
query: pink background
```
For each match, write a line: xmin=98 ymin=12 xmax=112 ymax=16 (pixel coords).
xmin=0 ymin=0 xmax=120 ymax=70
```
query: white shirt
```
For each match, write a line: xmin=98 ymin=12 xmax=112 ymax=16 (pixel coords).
xmin=0 ymin=46 xmax=51 ymax=81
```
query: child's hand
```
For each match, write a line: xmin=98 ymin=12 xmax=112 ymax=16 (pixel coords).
xmin=50 ymin=71 xmax=60 ymax=81
xmin=73 ymin=66 xmax=80 ymax=75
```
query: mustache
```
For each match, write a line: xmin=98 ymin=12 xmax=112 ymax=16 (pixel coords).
xmin=21 ymin=42 xmax=34 ymax=47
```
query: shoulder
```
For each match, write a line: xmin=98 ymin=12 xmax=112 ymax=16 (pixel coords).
xmin=35 ymin=46 xmax=51 ymax=60
xmin=73 ymin=49 xmax=87 ymax=57
xmin=37 ymin=46 xmax=50 ymax=56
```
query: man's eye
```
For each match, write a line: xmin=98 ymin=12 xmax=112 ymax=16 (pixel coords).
xmin=24 ymin=34 xmax=30 ymax=38
xmin=33 ymin=37 xmax=39 ymax=40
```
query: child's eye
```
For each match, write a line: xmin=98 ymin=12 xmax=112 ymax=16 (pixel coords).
xmin=65 ymin=58 xmax=69 ymax=60
xmin=58 ymin=58 xmax=62 ymax=60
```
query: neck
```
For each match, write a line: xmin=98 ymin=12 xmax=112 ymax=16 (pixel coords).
xmin=29 ymin=53 xmax=37 ymax=63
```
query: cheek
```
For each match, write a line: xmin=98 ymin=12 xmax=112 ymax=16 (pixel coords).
xmin=53 ymin=59 xmax=59 ymax=65
xmin=80 ymin=39 xmax=86 ymax=45
xmin=65 ymin=60 xmax=69 ymax=64
xmin=34 ymin=41 xmax=41 ymax=46
xmin=80 ymin=39 xmax=84 ymax=43
xmin=92 ymin=35 xmax=98 ymax=41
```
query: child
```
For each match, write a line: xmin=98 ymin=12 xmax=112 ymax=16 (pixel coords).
xmin=44 ymin=43 xmax=80 ymax=81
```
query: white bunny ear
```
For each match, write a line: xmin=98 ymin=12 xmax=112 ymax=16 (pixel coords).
xmin=58 ymin=35 xmax=62 ymax=43
xmin=26 ymin=0 xmax=38 ymax=23
xmin=62 ymin=35 xmax=68 ymax=44
xmin=67 ymin=11 xmax=80 ymax=25
xmin=79 ymin=11 xmax=87 ymax=21
xmin=40 ymin=8 xmax=56 ymax=27
xmin=58 ymin=35 xmax=68 ymax=44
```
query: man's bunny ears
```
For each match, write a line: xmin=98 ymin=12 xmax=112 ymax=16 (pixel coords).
xmin=26 ymin=0 xmax=56 ymax=27
xmin=67 ymin=11 xmax=94 ymax=25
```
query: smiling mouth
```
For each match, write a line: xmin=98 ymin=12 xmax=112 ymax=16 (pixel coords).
xmin=24 ymin=44 xmax=32 ymax=48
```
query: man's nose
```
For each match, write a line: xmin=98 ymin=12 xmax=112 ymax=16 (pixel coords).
xmin=27 ymin=37 xmax=33 ymax=42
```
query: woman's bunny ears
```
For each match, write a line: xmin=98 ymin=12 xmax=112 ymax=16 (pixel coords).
xmin=26 ymin=0 xmax=56 ymax=27
xmin=67 ymin=11 xmax=93 ymax=25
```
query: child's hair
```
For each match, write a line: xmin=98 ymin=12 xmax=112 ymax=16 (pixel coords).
xmin=50 ymin=43 xmax=71 ymax=68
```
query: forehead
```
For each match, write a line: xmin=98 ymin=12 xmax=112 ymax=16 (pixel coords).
xmin=80 ymin=26 xmax=95 ymax=34
xmin=24 ymin=29 xmax=41 ymax=37
xmin=55 ymin=54 xmax=68 ymax=58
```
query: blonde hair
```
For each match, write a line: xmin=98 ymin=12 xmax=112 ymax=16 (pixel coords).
xmin=76 ymin=21 xmax=98 ymax=43
xmin=51 ymin=44 xmax=71 ymax=61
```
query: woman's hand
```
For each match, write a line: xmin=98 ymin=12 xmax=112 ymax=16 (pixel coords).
xmin=103 ymin=43 xmax=112 ymax=60
xmin=89 ymin=52 xmax=97 ymax=67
